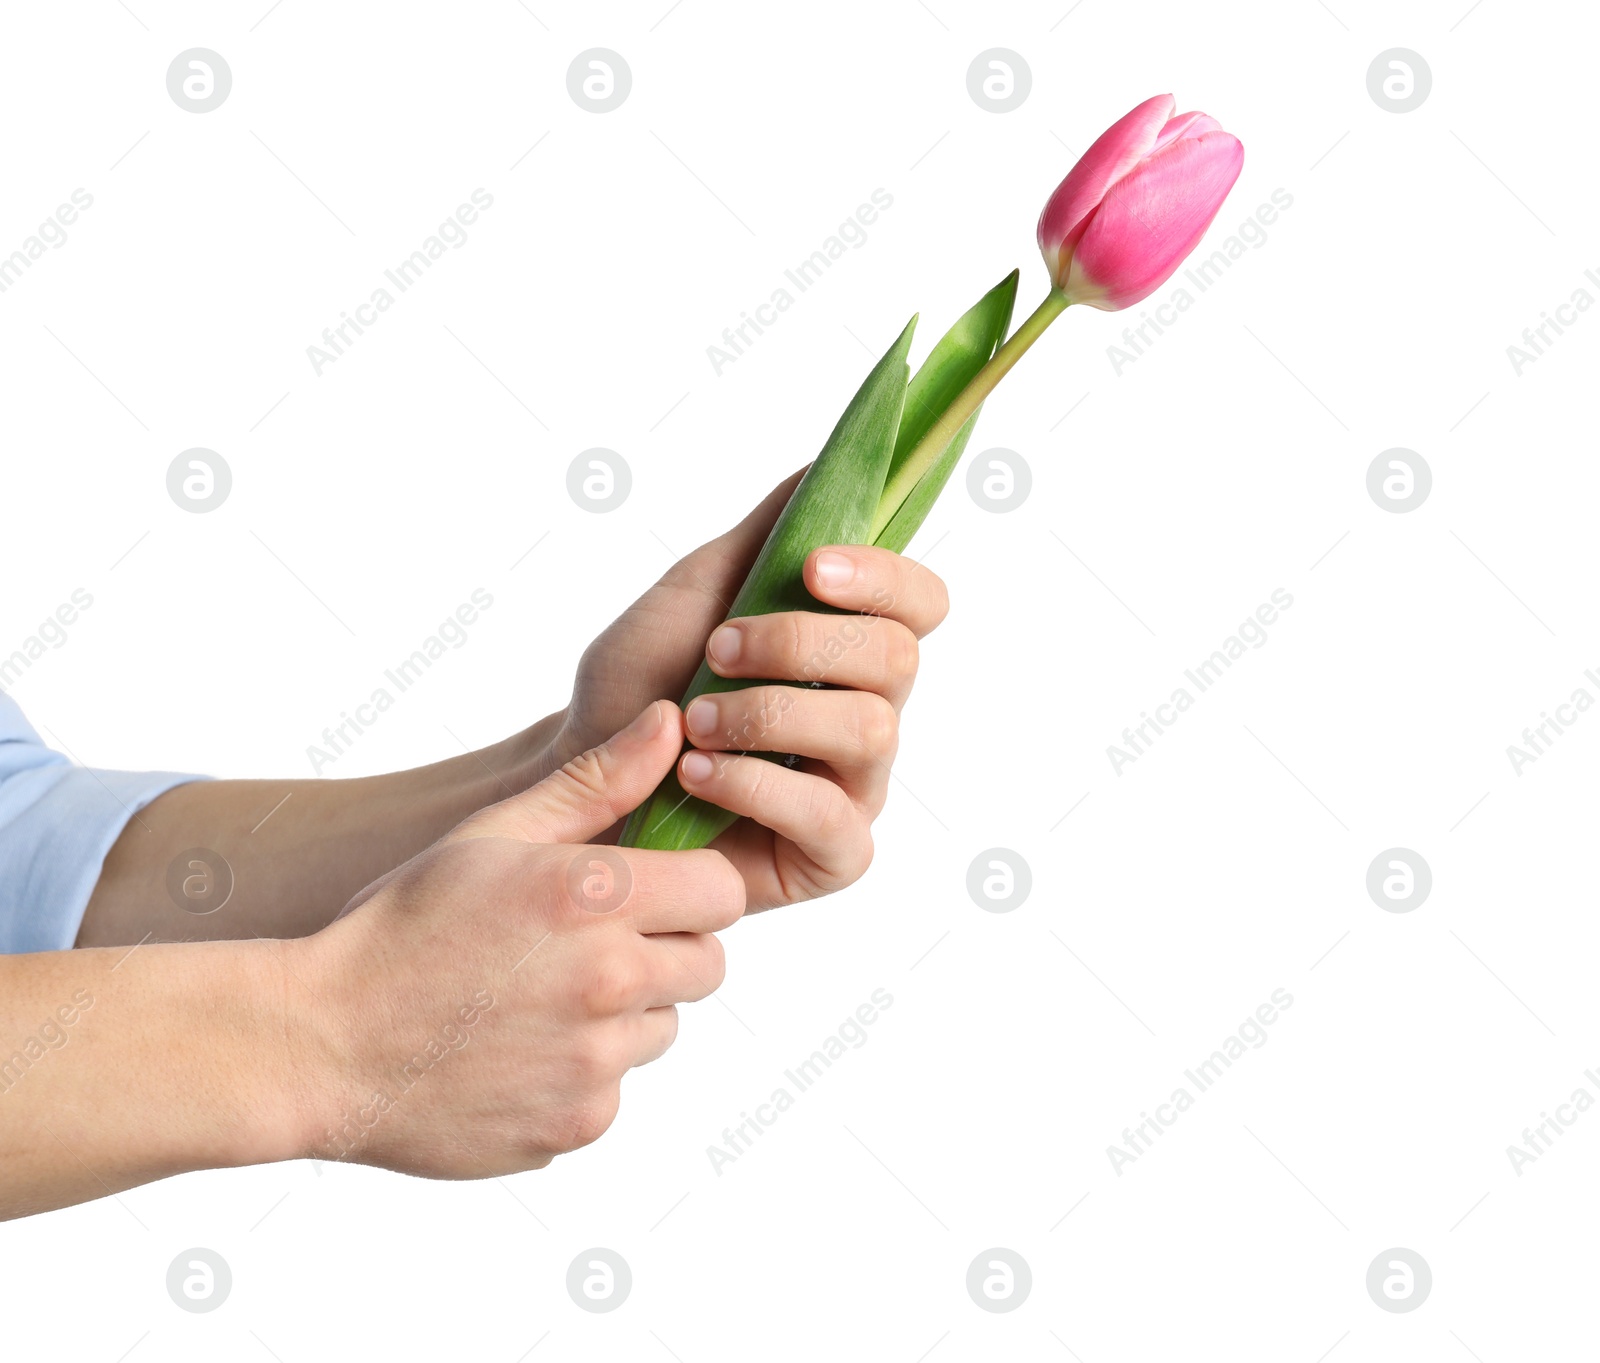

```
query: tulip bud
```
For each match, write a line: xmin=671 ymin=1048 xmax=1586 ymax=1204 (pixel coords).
xmin=1037 ymin=93 xmax=1244 ymax=311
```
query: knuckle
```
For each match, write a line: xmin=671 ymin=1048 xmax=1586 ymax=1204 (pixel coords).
xmin=647 ymin=1007 xmax=681 ymax=1060
xmin=582 ymin=1030 xmax=624 ymax=1081
xmin=847 ymin=827 xmax=875 ymax=883
xmin=752 ymin=686 xmax=793 ymax=742
xmin=925 ymin=573 xmax=951 ymax=628
xmin=853 ymin=694 xmax=899 ymax=761
xmin=555 ymin=1085 xmax=621 ymax=1152
xmin=782 ymin=613 xmax=809 ymax=674
xmin=697 ymin=934 xmax=728 ymax=991
xmin=719 ymin=875 xmax=748 ymax=929
xmin=808 ymin=779 xmax=856 ymax=844
xmin=533 ymin=853 xmax=586 ymax=923
xmin=694 ymin=850 xmax=747 ymax=928
xmin=577 ymin=954 xmax=643 ymax=1017
xmin=884 ymin=623 xmax=919 ymax=679
xmin=743 ymin=756 xmax=780 ymax=810
xmin=555 ymin=746 xmax=611 ymax=802
xmin=570 ymin=1029 xmax=628 ymax=1085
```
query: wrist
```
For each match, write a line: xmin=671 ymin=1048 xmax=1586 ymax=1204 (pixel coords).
xmin=270 ymin=934 xmax=366 ymax=1164
xmin=238 ymin=934 xmax=358 ymax=1167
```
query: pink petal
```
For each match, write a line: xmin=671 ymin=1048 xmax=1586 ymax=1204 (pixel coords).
xmin=1150 ymin=111 xmax=1223 ymax=153
xmin=1065 ymin=131 xmax=1245 ymax=310
xmin=1037 ymin=94 xmax=1176 ymax=282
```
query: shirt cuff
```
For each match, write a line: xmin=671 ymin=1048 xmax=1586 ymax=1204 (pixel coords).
xmin=0 ymin=766 xmax=210 ymax=954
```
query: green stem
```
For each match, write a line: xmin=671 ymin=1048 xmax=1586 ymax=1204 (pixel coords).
xmin=870 ymin=288 xmax=1070 ymax=541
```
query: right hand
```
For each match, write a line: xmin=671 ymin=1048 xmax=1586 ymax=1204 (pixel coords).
xmin=295 ymin=700 xmax=745 ymax=1177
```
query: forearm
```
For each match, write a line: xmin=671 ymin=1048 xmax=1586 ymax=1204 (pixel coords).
xmin=0 ymin=938 xmax=326 ymax=1220
xmin=76 ymin=714 xmax=564 ymax=947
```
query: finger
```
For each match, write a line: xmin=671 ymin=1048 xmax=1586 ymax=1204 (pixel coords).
xmin=684 ymin=685 xmax=895 ymax=799
xmin=631 ymin=1006 xmax=680 ymax=1067
xmin=642 ymin=931 xmax=727 ymax=1006
xmin=804 ymin=545 xmax=950 ymax=639
xmin=462 ymin=702 xmax=684 ymax=845
xmin=706 ymin=612 xmax=920 ymax=709
xmin=591 ymin=847 xmax=744 ymax=935
xmin=678 ymin=750 xmax=872 ymax=887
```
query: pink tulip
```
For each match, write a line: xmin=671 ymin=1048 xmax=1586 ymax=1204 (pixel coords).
xmin=877 ymin=95 xmax=1245 ymax=527
xmin=1037 ymin=93 xmax=1244 ymax=311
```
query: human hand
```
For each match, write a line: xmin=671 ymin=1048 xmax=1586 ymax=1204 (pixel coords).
xmin=550 ymin=472 xmax=949 ymax=912
xmin=675 ymin=541 xmax=948 ymax=910
xmin=296 ymin=701 xmax=744 ymax=1177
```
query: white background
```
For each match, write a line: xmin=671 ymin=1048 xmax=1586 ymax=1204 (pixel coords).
xmin=2 ymin=0 xmax=1595 ymax=1358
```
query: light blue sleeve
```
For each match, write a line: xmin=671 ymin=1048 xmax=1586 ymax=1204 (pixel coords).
xmin=0 ymin=693 xmax=209 ymax=954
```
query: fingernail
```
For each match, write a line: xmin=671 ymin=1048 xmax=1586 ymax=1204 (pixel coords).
xmin=681 ymin=751 xmax=715 ymax=783
xmin=813 ymin=551 xmax=854 ymax=589
xmin=625 ymin=701 xmax=662 ymax=740
xmin=708 ymin=624 xmax=742 ymax=669
xmin=685 ymin=698 xmax=719 ymax=740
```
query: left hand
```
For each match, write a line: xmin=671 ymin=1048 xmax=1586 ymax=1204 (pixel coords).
xmin=546 ymin=474 xmax=950 ymax=911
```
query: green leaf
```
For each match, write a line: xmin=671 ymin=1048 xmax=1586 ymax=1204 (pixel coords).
xmin=873 ymin=270 xmax=1017 ymax=554
xmin=621 ymin=314 xmax=919 ymax=850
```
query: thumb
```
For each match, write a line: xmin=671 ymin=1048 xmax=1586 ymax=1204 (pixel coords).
xmin=463 ymin=701 xmax=684 ymax=846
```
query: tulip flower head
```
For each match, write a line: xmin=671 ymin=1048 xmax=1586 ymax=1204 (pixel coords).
xmin=1037 ymin=94 xmax=1244 ymax=311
